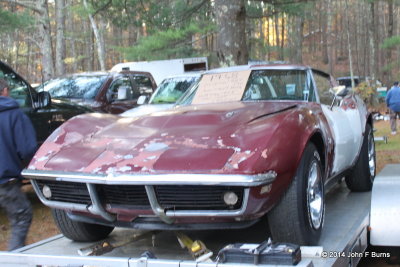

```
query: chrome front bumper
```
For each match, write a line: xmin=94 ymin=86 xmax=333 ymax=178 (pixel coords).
xmin=22 ymin=169 xmax=277 ymax=186
xmin=24 ymin=169 xmax=276 ymax=224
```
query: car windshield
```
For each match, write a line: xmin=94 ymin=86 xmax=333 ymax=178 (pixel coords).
xmin=39 ymin=75 xmax=108 ymax=99
xmin=177 ymin=69 xmax=311 ymax=105
xmin=243 ymin=69 xmax=310 ymax=101
xmin=149 ymin=76 xmax=199 ymax=104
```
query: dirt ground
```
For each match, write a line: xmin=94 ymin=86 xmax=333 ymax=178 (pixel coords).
xmin=0 ymin=119 xmax=398 ymax=254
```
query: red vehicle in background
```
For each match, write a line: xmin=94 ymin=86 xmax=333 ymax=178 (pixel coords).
xmin=37 ymin=70 xmax=157 ymax=114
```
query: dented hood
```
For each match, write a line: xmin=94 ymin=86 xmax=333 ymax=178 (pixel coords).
xmin=29 ymin=101 xmax=297 ymax=174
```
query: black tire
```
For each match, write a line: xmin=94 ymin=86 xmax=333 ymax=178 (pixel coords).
xmin=268 ymin=143 xmax=324 ymax=245
xmin=345 ymin=124 xmax=376 ymax=192
xmin=51 ymin=209 xmax=114 ymax=242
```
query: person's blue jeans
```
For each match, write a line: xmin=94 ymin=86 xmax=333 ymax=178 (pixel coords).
xmin=0 ymin=179 xmax=32 ymax=251
xmin=390 ymin=109 xmax=400 ymax=133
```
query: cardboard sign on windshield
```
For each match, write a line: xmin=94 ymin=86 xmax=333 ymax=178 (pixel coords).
xmin=192 ymin=70 xmax=251 ymax=104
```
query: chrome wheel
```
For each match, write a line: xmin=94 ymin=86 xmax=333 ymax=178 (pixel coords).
xmin=307 ymin=161 xmax=323 ymax=230
xmin=368 ymin=131 xmax=376 ymax=177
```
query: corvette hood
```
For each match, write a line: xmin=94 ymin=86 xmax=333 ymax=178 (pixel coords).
xmin=29 ymin=101 xmax=298 ymax=174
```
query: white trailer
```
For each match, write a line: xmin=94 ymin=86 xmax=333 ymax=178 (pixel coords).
xmin=0 ymin=178 xmax=372 ymax=267
xmin=111 ymin=57 xmax=208 ymax=85
xmin=370 ymin=164 xmax=400 ymax=246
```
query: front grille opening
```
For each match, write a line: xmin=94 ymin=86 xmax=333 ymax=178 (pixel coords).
xmin=155 ymin=185 xmax=244 ymax=211
xmin=35 ymin=180 xmax=91 ymax=205
xmin=98 ymin=184 xmax=150 ymax=208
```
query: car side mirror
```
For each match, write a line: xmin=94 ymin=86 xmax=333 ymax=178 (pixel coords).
xmin=35 ymin=91 xmax=51 ymax=108
xmin=329 ymin=86 xmax=348 ymax=110
xmin=333 ymin=85 xmax=348 ymax=97
xmin=137 ymin=95 xmax=148 ymax=105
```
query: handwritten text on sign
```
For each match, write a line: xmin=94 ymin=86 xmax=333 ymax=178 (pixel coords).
xmin=192 ymin=70 xmax=251 ymax=104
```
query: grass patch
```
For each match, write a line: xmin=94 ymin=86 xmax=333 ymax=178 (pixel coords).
xmin=373 ymin=120 xmax=400 ymax=173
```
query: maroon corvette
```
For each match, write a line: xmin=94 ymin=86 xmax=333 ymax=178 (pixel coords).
xmin=23 ymin=64 xmax=375 ymax=245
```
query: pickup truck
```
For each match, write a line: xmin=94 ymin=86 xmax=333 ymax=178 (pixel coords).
xmin=37 ymin=70 xmax=157 ymax=114
xmin=0 ymin=60 xmax=91 ymax=144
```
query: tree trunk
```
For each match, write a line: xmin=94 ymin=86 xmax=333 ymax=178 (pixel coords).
xmin=384 ymin=0 xmax=394 ymax=85
xmin=83 ymin=19 xmax=93 ymax=71
xmin=344 ymin=0 xmax=355 ymax=89
xmin=55 ymin=0 xmax=66 ymax=76
xmin=36 ymin=0 xmax=54 ymax=81
xmin=294 ymin=15 xmax=304 ymax=64
xmin=325 ymin=0 xmax=334 ymax=74
xmin=369 ymin=2 xmax=376 ymax=80
xmin=214 ymin=0 xmax=248 ymax=66
xmin=322 ymin=1 xmax=329 ymax=65
xmin=266 ymin=17 xmax=270 ymax=61
xmin=83 ymin=0 xmax=106 ymax=71
xmin=280 ymin=15 xmax=285 ymax=60
xmin=274 ymin=14 xmax=280 ymax=60
xmin=66 ymin=0 xmax=77 ymax=73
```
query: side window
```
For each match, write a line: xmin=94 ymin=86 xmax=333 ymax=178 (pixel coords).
xmin=132 ymin=75 xmax=153 ymax=95
xmin=107 ymin=76 xmax=138 ymax=101
xmin=313 ymin=72 xmax=334 ymax=105
xmin=0 ymin=69 xmax=31 ymax=108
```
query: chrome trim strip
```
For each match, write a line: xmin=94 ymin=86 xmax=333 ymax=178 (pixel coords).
xmin=86 ymin=183 xmax=115 ymax=222
xmin=164 ymin=188 xmax=250 ymax=217
xmin=145 ymin=186 xmax=175 ymax=224
xmin=22 ymin=169 xmax=277 ymax=186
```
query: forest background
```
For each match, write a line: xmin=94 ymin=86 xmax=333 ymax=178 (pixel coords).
xmin=1 ymin=0 xmax=400 ymax=96
xmin=2 ymin=0 xmax=400 ymax=255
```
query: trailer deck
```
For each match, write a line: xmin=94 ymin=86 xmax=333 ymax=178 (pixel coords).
xmin=0 ymin=180 xmax=370 ymax=267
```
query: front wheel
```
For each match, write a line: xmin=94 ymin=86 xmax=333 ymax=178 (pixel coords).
xmin=345 ymin=124 xmax=376 ymax=192
xmin=52 ymin=209 xmax=114 ymax=242
xmin=268 ymin=143 xmax=324 ymax=245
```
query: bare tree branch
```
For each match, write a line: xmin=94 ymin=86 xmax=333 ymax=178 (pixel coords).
xmin=90 ymin=0 xmax=112 ymax=17
xmin=172 ymin=0 xmax=208 ymax=26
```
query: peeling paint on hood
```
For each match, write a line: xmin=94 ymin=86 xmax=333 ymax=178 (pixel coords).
xmin=29 ymin=101 xmax=297 ymax=175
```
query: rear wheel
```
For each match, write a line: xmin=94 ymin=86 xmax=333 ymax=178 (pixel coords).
xmin=345 ymin=124 xmax=376 ymax=192
xmin=52 ymin=209 xmax=114 ymax=242
xmin=268 ymin=143 xmax=324 ymax=245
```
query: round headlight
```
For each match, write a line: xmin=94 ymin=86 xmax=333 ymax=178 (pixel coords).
xmin=223 ymin=191 xmax=238 ymax=206
xmin=42 ymin=185 xmax=52 ymax=198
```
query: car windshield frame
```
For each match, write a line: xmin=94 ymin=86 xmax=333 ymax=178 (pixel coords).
xmin=38 ymin=75 xmax=108 ymax=99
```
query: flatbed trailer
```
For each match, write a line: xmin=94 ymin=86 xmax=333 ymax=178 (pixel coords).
xmin=0 ymin=179 xmax=371 ymax=267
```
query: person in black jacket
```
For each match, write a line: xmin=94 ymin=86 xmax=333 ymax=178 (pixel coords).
xmin=0 ymin=78 xmax=37 ymax=250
